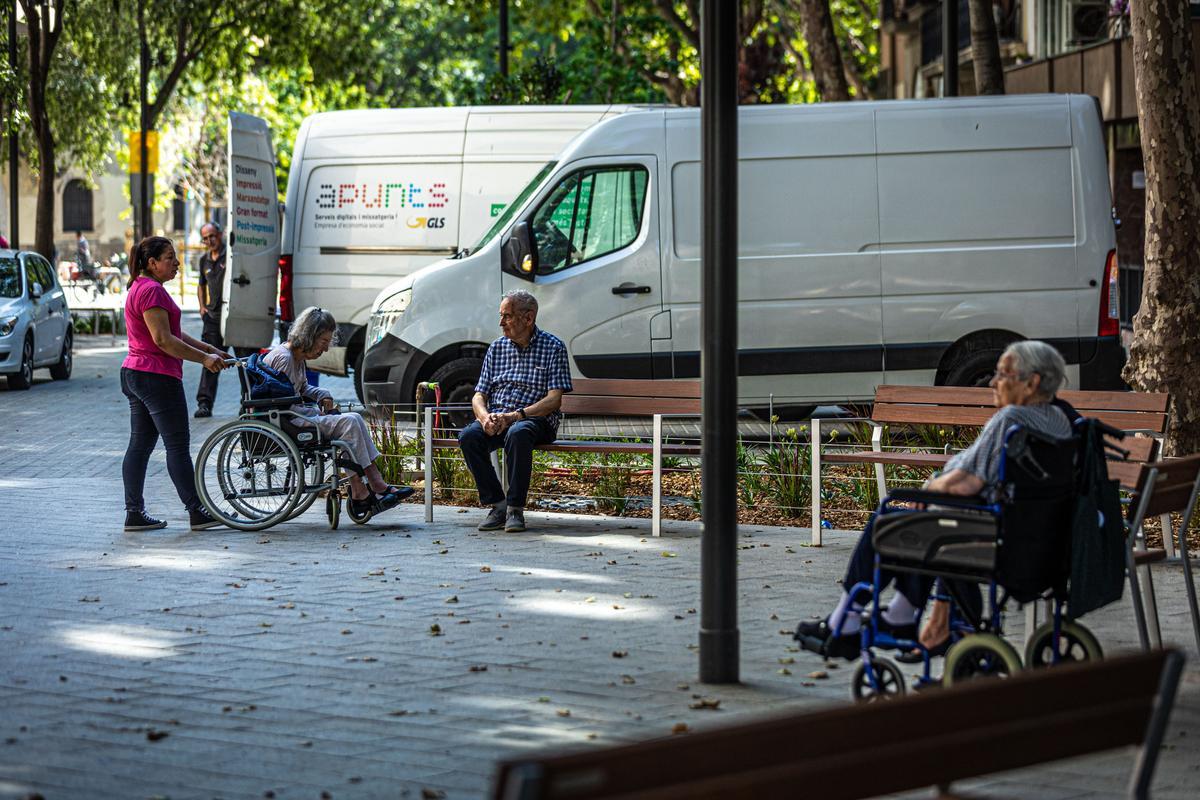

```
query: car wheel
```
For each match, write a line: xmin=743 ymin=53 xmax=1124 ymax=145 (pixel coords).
xmin=428 ymin=357 xmax=485 ymax=430
xmin=50 ymin=330 xmax=73 ymax=380
xmin=7 ymin=336 xmax=34 ymax=390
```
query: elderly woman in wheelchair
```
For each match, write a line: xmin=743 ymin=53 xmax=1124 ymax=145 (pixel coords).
xmin=794 ymin=340 xmax=1104 ymax=698
xmin=194 ymin=307 xmax=412 ymax=530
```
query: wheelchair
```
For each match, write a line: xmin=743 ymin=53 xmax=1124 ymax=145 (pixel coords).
xmin=193 ymin=358 xmax=377 ymax=531
xmin=831 ymin=422 xmax=1114 ymax=702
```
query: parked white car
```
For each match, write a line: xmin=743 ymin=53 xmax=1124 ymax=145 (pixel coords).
xmin=360 ymin=94 xmax=1125 ymax=414
xmin=0 ymin=249 xmax=73 ymax=389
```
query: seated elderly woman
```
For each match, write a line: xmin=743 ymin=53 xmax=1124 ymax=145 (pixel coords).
xmin=795 ymin=340 xmax=1075 ymax=659
xmin=264 ymin=307 xmax=413 ymax=517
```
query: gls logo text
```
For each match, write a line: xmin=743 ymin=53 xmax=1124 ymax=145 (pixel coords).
xmin=407 ymin=217 xmax=446 ymax=229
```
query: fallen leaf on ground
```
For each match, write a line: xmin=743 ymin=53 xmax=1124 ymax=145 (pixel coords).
xmin=556 ymin=709 xmax=571 ymax=717
xmin=807 ymin=671 xmax=829 ymax=680
xmin=688 ymin=697 xmax=721 ymax=710
xmin=661 ymin=551 xmax=677 ymax=558
xmin=621 ymin=675 xmax=636 ymax=684
xmin=445 ymin=595 xmax=458 ymax=603
xmin=468 ymin=664 xmax=487 ymax=672
xmin=612 ymin=650 xmax=628 ymax=658
xmin=429 ymin=624 xmax=442 ymax=636
xmin=146 ymin=729 xmax=169 ymax=741
xmin=672 ymin=723 xmax=690 ymax=735
xmin=479 ymin=566 xmax=492 ymax=573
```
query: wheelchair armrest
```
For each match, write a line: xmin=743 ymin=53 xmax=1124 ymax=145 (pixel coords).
xmin=885 ymin=487 xmax=989 ymax=508
xmin=241 ymin=395 xmax=304 ymax=411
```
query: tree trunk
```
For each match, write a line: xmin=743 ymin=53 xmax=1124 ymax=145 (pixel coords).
xmin=968 ymin=0 xmax=1005 ymax=94
xmin=1123 ymin=0 xmax=1200 ymax=455
xmin=20 ymin=1 xmax=63 ymax=261
xmin=795 ymin=0 xmax=851 ymax=101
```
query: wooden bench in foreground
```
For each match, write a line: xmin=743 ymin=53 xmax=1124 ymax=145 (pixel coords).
xmin=423 ymin=378 xmax=700 ymax=536
xmin=810 ymin=385 xmax=1171 ymax=545
xmin=492 ymin=649 xmax=1184 ymax=800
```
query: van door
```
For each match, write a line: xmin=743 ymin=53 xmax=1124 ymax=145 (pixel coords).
xmin=502 ymin=157 xmax=662 ymax=379
xmin=224 ymin=112 xmax=282 ymax=349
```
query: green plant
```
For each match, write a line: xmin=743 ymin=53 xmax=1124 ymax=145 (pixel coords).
xmin=736 ymin=440 xmax=768 ymax=509
xmin=761 ymin=427 xmax=810 ymax=518
xmin=592 ymin=445 xmax=643 ymax=514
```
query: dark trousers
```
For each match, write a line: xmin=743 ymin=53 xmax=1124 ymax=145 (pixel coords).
xmin=843 ymin=515 xmax=983 ymax=620
xmin=121 ymin=368 xmax=201 ymax=513
xmin=458 ymin=418 xmax=555 ymax=508
xmin=196 ymin=316 xmax=228 ymax=408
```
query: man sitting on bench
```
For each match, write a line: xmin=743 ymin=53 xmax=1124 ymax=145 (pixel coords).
xmin=458 ymin=289 xmax=573 ymax=533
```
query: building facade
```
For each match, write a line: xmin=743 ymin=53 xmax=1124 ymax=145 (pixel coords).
xmin=879 ymin=0 xmax=1200 ymax=324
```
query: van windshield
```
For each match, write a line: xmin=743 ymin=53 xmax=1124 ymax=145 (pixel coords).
xmin=0 ymin=258 xmax=20 ymax=298
xmin=471 ymin=161 xmax=557 ymax=254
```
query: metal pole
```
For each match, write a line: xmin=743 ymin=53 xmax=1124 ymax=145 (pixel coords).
xmin=137 ymin=0 xmax=150 ymax=239
xmin=699 ymin=0 xmax=739 ymax=685
xmin=7 ymin=0 xmax=18 ymax=247
xmin=499 ymin=0 xmax=509 ymax=78
xmin=942 ymin=0 xmax=958 ymax=97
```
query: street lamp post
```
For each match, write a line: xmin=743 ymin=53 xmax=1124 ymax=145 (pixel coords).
xmin=699 ymin=0 xmax=740 ymax=685
xmin=7 ymin=0 xmax=18 ymax=247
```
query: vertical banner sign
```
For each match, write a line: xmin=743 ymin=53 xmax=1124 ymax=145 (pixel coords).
xmin=224 ymin=113 xmax=281 ymax=349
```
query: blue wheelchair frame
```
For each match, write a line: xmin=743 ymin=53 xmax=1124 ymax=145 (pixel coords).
xmin=842 ymin=423 xmax=1081 ymax=693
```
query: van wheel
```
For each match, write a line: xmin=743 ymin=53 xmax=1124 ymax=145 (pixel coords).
xmin=352 ymin=350 xmax=365 ymax=405
xmin=429 ymin=357 xmax=484 ymax=430
xmin=944 ymin=348 xmax=1003 ymax=388
xmin=50 ymin=330 xmax=73 ymax=380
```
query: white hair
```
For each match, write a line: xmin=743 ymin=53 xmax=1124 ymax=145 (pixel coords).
xmin=502 ymin=289 xmax=538 ymax=316
xmin=1003 ymin=340 xmax=1068 ymax=398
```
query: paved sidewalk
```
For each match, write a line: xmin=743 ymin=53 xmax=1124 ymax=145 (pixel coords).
xmin=0 ymin=324 xmax=1197 ymax=799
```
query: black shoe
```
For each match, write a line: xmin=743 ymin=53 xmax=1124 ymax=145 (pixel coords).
xmin=794 ymin=618 xmax=861 ymax=660
xmin=387 ymin=485 xmax=415 ymax=502
xmin=350 ymin=494 xmax=375 ymax=517
xmin=478 ymin=506 xmax=507 ymax=531
xmin=124 ymin=509 xmax=167 ymax=531
xmin=193 ymin=405 xmax=212 ymax=419
xmin=189 ymin=506 xmax=222 ymax=531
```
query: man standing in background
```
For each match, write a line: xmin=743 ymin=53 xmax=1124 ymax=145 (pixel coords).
xmin=194 ymin=221 xmax=229 ymax=418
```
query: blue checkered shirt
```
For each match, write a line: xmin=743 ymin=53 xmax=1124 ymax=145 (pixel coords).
xmin=475 ymin=326 xmax=573 ymax=430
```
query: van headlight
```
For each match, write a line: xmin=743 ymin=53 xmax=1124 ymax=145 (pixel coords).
xmin=0 ymin=316 xmax=18 ymax=337
xmin=366 ymin=289 xmax=412 ymax=348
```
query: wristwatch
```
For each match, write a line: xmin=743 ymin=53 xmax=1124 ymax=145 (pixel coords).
xmin=517 ymin=408 xmax=528 ymax=419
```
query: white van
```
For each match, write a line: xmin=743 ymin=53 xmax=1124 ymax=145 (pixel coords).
xmin=360 ymin=95 xmax=1126 ymax=414
xmin=222 ymin=105 xmax=646 ymax=396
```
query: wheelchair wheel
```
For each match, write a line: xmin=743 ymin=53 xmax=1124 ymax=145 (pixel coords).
xmin=286 ymin=452 xmax=326 ymax=521
xmin=327 ymin=492 xmax=341 ymax=529
xmin=195 ymin=420 xmax=304 ymax=531
xmin=1024 ymin=621 xmax=1103 ymax=668
xmin=943 ymin=634 xmax=1023 ymax=686
xmin=850 ymin=658 xmax=907 ymax=702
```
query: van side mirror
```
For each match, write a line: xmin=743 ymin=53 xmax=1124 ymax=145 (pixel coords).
xmin=30 ymin=282 xmax=43 ymax=299
xmin=501 ymin=221 xmax=537 ymax=281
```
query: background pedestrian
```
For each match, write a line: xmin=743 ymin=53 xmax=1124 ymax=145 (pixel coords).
xmin=121 ymin=235 xmax=228 ymax=531
xmin=194 ymin=221 xmax=229 ymax=417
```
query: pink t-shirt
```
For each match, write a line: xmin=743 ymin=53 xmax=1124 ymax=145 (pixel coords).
xmin=123 ymin=276 xmax=183 ymax=379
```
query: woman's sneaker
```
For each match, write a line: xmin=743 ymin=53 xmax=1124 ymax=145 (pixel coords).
xmin=124 ymin=510 xmax=167 ymax=531
xmin=189 ymin=507 xmax=223 ymax=531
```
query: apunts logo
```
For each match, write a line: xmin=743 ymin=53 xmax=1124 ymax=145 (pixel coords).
xmin=407 ymin=217 xmax=446 ymax=229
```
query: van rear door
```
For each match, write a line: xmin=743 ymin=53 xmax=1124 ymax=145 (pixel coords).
xmin=223 ymin=112 xmax=281 ymax=349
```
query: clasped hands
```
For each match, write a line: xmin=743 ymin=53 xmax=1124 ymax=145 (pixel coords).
xmin=481 ymin=410 xmax=521 ymax=435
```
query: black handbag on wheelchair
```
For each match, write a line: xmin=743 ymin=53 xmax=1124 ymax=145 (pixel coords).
xmin=1068 ymin=419 xmax=1126 ymax=617
xmin=244 ymin=353 xmax=296 ymax=401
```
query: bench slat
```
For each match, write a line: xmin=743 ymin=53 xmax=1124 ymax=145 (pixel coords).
xmin=429 ymin=438 xmax=700 ymax=456
xmin=571 ymin=377 xmax=702 ymax=399
xmin=823 ymin=451 xmax=951 ymax=467
xmin=875 ymin=384 xmax=1169 ymax=414
xmin=561 ymin=395 xmax=701 ymax=416
xmin=873 ymin=403 xmax=1164 ymax=432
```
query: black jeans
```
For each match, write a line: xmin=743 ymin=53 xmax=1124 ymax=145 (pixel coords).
xmin=458 ymin=417 xmax=555 ymax=508
xmin=196 ymin=316 xmax=228 ymax=408
xmin=843 ymin=515 xmax=983 ymax=621
xmin=121 ymin=367 xmax=201 ymax=513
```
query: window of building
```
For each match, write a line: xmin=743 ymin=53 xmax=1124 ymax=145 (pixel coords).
xmin=62 ymin=179 xmax=94 ymax=233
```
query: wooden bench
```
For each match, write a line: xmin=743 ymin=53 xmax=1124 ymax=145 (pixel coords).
xmin=423 ymin=378 xmax=701 ymax=536
xmin=1124 ymin=455 xmax=1200 ymax=653
xmin=810 ymin=385 xmax=1171 ymax=545
xmin=492 ymin=649 xmax=1184 ymax=800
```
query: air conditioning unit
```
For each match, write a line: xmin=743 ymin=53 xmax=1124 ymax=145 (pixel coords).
xmin=1065 ymin=0 xmax=1110 ymax=47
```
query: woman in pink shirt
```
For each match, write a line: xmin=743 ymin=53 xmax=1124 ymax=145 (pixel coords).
xmin=121 ymin=236 xmax=228 ymax=532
